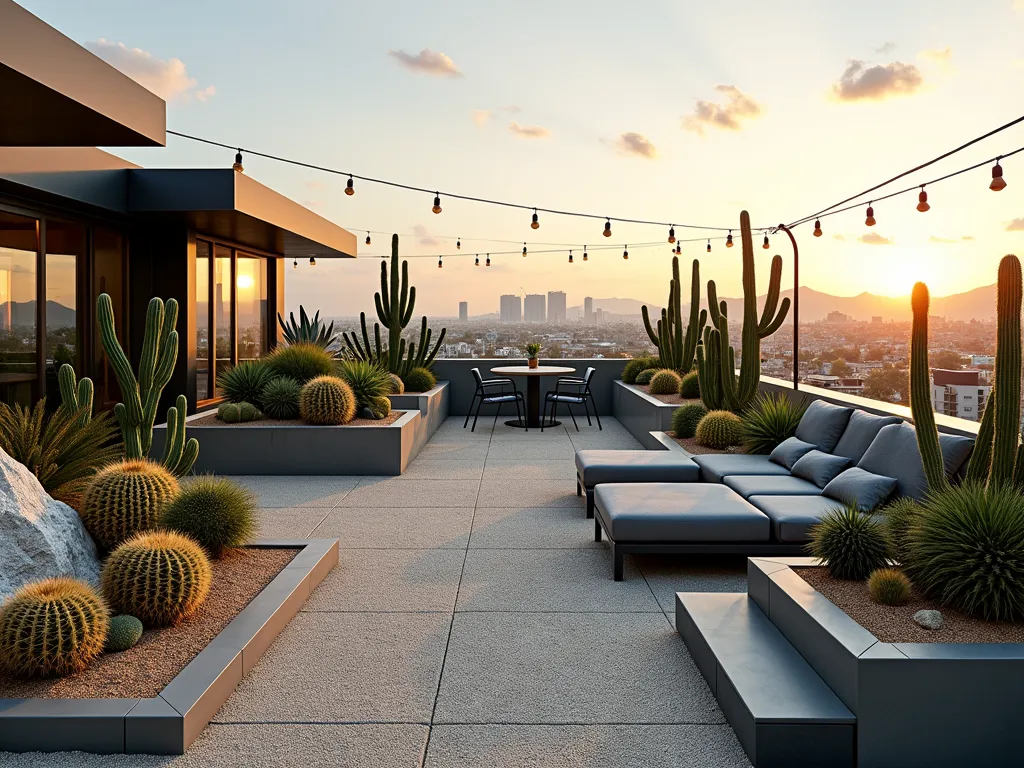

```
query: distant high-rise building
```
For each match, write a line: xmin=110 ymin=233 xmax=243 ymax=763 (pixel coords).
xmin=826 ymin=311 xmax=850 ymax=323
xmin=595 ymin=308 xmax=605 ymax=324
xmin=584 ymin=296 xmax=594 ymax=324
xmin=871 ymin=316 xmax=883 ymax=324
xmin=547 ymin=291 xmax=567 ymax=323
xmin=459 ymin=301 xmax=468 ymax=322
xmin=524 ymin=294 xmax=546 ymax=323
xmin=500 ymin=294 xmax=522 ymax=323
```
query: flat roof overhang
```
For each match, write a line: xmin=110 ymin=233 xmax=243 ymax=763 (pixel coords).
xmin=128 ymin=169 xmax=356 ymax=258
xmin=0 ymin=1 xmax=165 ymax=147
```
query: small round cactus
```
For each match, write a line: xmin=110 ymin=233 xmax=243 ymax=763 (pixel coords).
xmin=261 ymin=375 xmax=301 ymax=420
xmin=161 ymin=475 xmax=257 ymax=557
xmin=299 ymin=375 xmax=357 ymax=425
xmin=0 ymin=578 xmax=109 ymax=678
xmin=694 ymin=410 xmax=743 ymax=449
xmin=105 ymin=614 xmax=144 ymax=653
xmin=402 ymin=367 xmax=436 ymax=393
xmin=671 ymin=402 xmax=708 ymax=439
xmin=635 ymin=368 xmax=660 ymax=386
xmin=368 ymin=395 xmax=392 ymax=420
xmin=102 ymin=531 xmax=212 ymax=627
xmin=649 ymin=369 xmax=682 ymax=395
xmin=868 ymin=568 xmax=912 ymax=606
xmin=386 ymin=373 xmax=405 ymax=395
xmin=80 ymin=459 xmax=180 ymax=551
xmin=217 ymin=401 xmax=263 ymax=423
xmin=679 ymin=370 xmax=700 ymax=399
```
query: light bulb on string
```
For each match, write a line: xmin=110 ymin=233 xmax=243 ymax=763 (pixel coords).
xmin=623 ymin=246 xmax=629 ymax=260
xmin=668 ymin=226 xmax=676 ymax=244
xmin=292 ymin=259 xmax=297 ymax=269
xmin=603 ymin=219 xmax=612 ymax=237
xmin=762 ymin=233 xmax=770 ymax=250
xmin=486 ymin=254 xmax=491 ymax=267
xmin=916 ymin=185 xmax=930 ymax=213
xmin=865 ymin=204 xmax=876 ymax=227
xmin=432 ymin=193 xmax=442 ymax=214
xmin=813 ymin=219 xmax=822 ymax=237
xmin=674 ymin=243 xmax=681 ymax=255
xmin=232 ymin=150 xmax=244 ymax=173
xmin=365 ymin=232 xmax=371 ymax=245
xmin=568 ymin=250 xmax=574 ymax=264
xmin=522 ymin=243 xmax=527 ymax=257
xmin=706 ymin=239 xmax=711 ymax=253
xmin=438 ymin=256 xmax=443 ymax=268
xmin=583 ymin=246 xmax=588 ymax=262
xmin=309 ymin=256 xmax=316 ymax=266
xmin=991 ymin=158 xmax=1007 ymax=191
xmin=345 ymin=175 xmax=355 ymax=196
xmin=726 ymin=230 xmax=733 ymax=248
xmin=531 ymin=209 xmax=540 ymax=229
xmin=456 ymin=238 xmax=461 ymax=250
xmin=474 ymin=255 xmax=479 ymax=267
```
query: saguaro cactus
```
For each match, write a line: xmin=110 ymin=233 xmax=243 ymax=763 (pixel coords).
xmin=57 ymin=364 xmax=94 ymax=427
xmin=342 ymin=235 xmax=446 ymax=375
xmin=697 ymin=211 xmax=790 ymax=412
xmin=642 ymin=257 xmax=706 ymax=372
xmin=909 ymin=282 xmax=948 ymax=491
xmin=97 ymin=293 xmax=198 ymax=476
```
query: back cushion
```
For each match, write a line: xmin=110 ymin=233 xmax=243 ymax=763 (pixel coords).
xmin=795 ymin=400 xmax=854 ymax=454
xmin=791 ymin=450 xmax=852 ymax=488
xmin=769 ymin=437 xmax=817 ymax=470
xmin=832 ymin=410 xmax=902 ymax=463
xmin=858 ymin=423 xmax=975 ymax=501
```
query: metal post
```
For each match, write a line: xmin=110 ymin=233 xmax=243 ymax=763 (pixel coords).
xmin=777 ymin=224 xmax=799 ymax=391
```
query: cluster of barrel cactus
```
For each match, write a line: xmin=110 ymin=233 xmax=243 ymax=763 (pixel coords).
xmin=694 ymin=410 xmax=743 ymax=449
xmin=79 ymin=459 xmax=180 ymax=551
xmin=671 ymin=402 xmax=708 ymax=439
xmin=299 ymin=376 xmax=357 ymax=425
xmin=648 ymin=370 xmax=682 ymax=395
xmin=217 ymin=401 xmax=263 ymax=423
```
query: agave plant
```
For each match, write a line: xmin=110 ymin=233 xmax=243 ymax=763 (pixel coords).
xmin=0 ymin=398 xmax=122 ymax=503
xmin=739 ymin=392 xmax=808 ymax=454
xmin=277 ymin=306 xmax=337 ymax=349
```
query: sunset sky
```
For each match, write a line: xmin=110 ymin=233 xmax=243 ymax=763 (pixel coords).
xmin=20 ymin=0 xmax=1024 ymax=316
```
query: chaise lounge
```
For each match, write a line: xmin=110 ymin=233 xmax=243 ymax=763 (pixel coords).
xmin=582 ymin=400 xmax=975 ymax=579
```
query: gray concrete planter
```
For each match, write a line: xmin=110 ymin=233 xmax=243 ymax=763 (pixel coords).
xmin=389 ymin=380 xmax=449 ymax=456
xmin=748 ymin=557 xmax=1024 ymax=768
xmin=0 ymin=539 xmax=338 ymax=755
xmin=611 ymin=381 xmax=679 ymax=449
xmin=154 ymin=382 xmax=449 ymax=476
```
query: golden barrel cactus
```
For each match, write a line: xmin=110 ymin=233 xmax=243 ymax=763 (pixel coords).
xmin=299 ymin=375 xmax=356 ymax=425
xmin=80 ymin=459 xmax=180 ymax=551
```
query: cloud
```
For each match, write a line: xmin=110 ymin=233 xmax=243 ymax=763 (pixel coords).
xmin=831 ymin=60 xmax=924 ymax=101
xmin=1008 ymin=218 xmax=1024 ymax=231
xmin=85 ymin=39 xmax=213 ymax=101
xmin=874 ymin=42 xmax=897 ymax=55
xmin=508 ymin=121 xmax=552 ymax=139
xmin=859 ymin=232 xmax=892 ymax=245
xmin=929 ymin=234 xmax=974 ymax=244
xmin=412 ymin=224 xmax=441 ymax=246
xmin=472 ymin=109 xmax=492 ymax=127
xmin=682 ymin=85 xmax=762 ymax=134
xmin=387 ymin=49 xmax=461 ymax=77
xmin=613 ymin=132 xmax=658 ymax=158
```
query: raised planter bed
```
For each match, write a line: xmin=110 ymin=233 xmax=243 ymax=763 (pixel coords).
xmin=611 ymin=381 xmax=679 ymax=449
xmin=0 ymin=538 xmax=338 ymax=755
xmin=153 ymin=381 xmax=449 ymax=475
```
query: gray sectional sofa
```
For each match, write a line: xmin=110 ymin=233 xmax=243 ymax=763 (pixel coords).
xmin=577 ymin=400 xmax=975 ymax=579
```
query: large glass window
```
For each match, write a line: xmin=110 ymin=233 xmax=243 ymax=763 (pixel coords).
xmin=236 ymin=257 xmax=267 ymax=363
xmin=213 ymin=246 xmax=232 ymax=396
xmin=45 ymin=220 xmax=85 ymax=370
xmin=196 ymin=241 xmax=210 ymax=401
xmin=0 ymin=212 xmax=38 ymax=404
xmin=93 ymin=227 xmax=124 ymax=409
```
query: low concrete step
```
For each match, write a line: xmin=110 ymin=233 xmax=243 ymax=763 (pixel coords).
xmin=676 ymin=592 xmax=855 ymax=768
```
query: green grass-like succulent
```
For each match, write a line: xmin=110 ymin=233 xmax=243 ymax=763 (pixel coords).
xmin=739 ymin=392 xmax=808 ymax=455
xmin=679 ymin=370 xmax=700 ymax=399
xmin=878 ymin=497 xmax=921 ymax=565
xmin=671 ymin=402 xmax=708 ymax=439
xmin=216 ymin=360 xmax=274 ymax=407
xmin=299 ymin=375 xmax=357 ymax=425
xmin=867 ymin=568 xmax=912 ymax=606
xmin=649 ymin=369 xmax=682 ymax=395
xmin=807 ymin=505 xmax=890 ymax=580
xmin=266 ymin=343 xmax=336 ymax=384
xmin=105 ymin=614 xmax=143 ymax=653
xmin=337 ymin=359 xmax=391 ymax=406
xmin=635 ymin=368 xmax=660 ymax=386
xmin=160 ymin=475 xmax=257 ymax=558
xmin=906 ymin=483 xmax=1024 ymax=621
xmin=402 ymin=367 xmax=436 ymax=393
xmin=622 ymin=356 xmax=661 ymax=385
xmin=694 ymin=410 xmax=743 ymax=449
xmin=261 ymin=376 xmax=301 ymax=420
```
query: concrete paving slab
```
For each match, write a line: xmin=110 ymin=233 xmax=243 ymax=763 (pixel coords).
xmin=635 ymin=555 xmax=748 ymax=624
xmin=469 ymin=507 xmax=600 ymax=549
xmin=485 ymin=443 xmax=575 ymax=460
xmin=481 ymin=460 xmax=578 ymax=480
xmin=424 ymin=724 xmax=750 ymax=767
xmin=569 ymin=435 xmax=644 ymax=450
xmin=313 ymin=507 xmax=474 ymax=549
xmin=255 ymin=508 xmax=331 ymax=540
xmin=215 ymin=612 xmax=449 ymax=724
xmin=456 ymin=549 xmax=659 ymax=612
xmin=476 ymin=478 xmax=584 ymax=508
xmin=415 ymin=443 xmax=491 ymax=462
xmin=400 ymin=459 xmax=485 ymax=480
xmin=221 ymin=476 xmax=361 ymax=508
xmin=339 ymin=478 xmax=481 ymax=507
xmin=305 ymin=548 xmax=465 ymax=612
xmin=434 ymin=613 xmax=723 ymax=724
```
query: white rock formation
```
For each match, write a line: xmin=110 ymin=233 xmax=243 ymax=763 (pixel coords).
xmin=0 ymin=447 xmax=101 ymax=602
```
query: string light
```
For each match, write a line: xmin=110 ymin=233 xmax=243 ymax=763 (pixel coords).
xmin=292 ymin=258 xmax=297 ymax=269
xmin=762 ymin=233 xmax=770 ymax=250
xmin=486 ymin=254 xmax=491 ymax=266
xmin=583 ymin=246 xmax=588 ymax=262
xmin=531 ymin=209 xmax=540 ymax=229
xmin=232 ymin=150 xmax=244 ymax=173
xmin=568 ymin=250 xmax=573 ymax=264
xmin=432 ymin=193 xmax=442 ymax=214
xmin=864 ymin=204 xmax=876 ymax=227
xmin=674 ymin=243 xmax=681 ymax=255
xmin=309 ymin=256 xmax=316 ymax=266
xmin=726 ymin=231 xmax=733 ymax=248
xmin=991 ymin=158 xmax=1007 ymax=191
xmin=813 ymin=219 xmax=822 ymax=237
xmin=474 ymin=255 xmax=479 ymax=266
xmin=365 ymin=232 xmax=371 ymax=245
xmin=623 ymin=245 xmax=629 ymax=260
xmin=603 ymin=219 xmax=612 ymax=238
xmin=668 ymin=226 xmax=676 ymax=244
xmin=916 ymin=185 xmax=930 ymax=212
xmin=456 ymin=237 xmax=461 ymax=249
xmin=345 ymin=175 xmax=355 ymax=196
xmin=523 ymin=243 xmax=528 ymax=257
xmin=438 ymin=256 xmax=443 ymax=268
xmin=706 ymin=239 xmax=711 ymax=253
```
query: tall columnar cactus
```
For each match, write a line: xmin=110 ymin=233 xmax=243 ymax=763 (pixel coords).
xmin=909 ymin=283 xmax=948 ymax=491
xmin=342 ymin=235 xmax=446 ymax=376
xmin=697 ymin=211 xmax=790 ymax=412
xmin=97 ymin=293 xmax=198 ymax=476
xmin=642 ymin=257 xmax=706 ymax=372
xmin=57 ymin=364 xmax=94 ymax=427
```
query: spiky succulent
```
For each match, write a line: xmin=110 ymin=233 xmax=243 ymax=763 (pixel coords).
xmin=694 ymin=410 xmax=743 ymax=449
xmin=402 ymin=367 xmax=436 ymax=393
xmin=217 ymin=361 xmax=274 ymax=407
xmin=635 ymin=368 xmax=660 ymax=386
xmin=102 ymin=531 xmax=212 ymax=627
xmin=266 ymin=343 xmax=335 ymax=384
xmin=105 ymin=614 xmax=143 ymax=653
xmin=277 ymin=305 xmax=337 ymax=348
xmin=80 ymin=459 xmax=180 ymax=551
xmin=0 ymin=577 xmax=109 ymax=678
xmin=386 ymin=373 xmax=405 ymax=395
xmin=739 ymin=392 xmax=808 ymax=455
xmin=368 ymin=395 xmax=392 ymax=419
xmin=649 ymin=369 xmax=682 ymax=395
xmin=160 ymin=475 xmax=257 ymax=557
xmin=299 ymin=375 xmax=357 ymax=425
xmin=671 ymin=402 xmax=708 ymax=439
xmin=807 ymin=505 xmax=890 ymax=580
xmin=261 ymin=376 xmax=301 ymax=420
xmin=878 ymin=497 xmax=921 ymax=565
xmin=679 ymin=370 xmax=700 ymax=399
xmin=337 ymin=359 xmax=391 ymax=407
xmin=622 ymin=356 xmax=661 ymax=385
xmin=868 ymin=568 xmax=912 ymax=606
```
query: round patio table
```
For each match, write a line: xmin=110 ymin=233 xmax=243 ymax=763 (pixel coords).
xmin=490 ymin=365 xmax=577 ymax=429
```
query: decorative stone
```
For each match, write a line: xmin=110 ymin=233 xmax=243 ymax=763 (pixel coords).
xmin=913 ymin=609 xmax=944 ymax=631
xmin=0 ymin=447 xmax=101 ymax=602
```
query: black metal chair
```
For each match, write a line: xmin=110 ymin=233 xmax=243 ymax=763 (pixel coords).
xmin=464 ymin=367 xmax=528 ymax=431
xmin=541 ymin=366 xmax=601 ymax=432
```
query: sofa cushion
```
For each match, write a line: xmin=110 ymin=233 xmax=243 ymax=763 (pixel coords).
xmin=769 ymin=437 xmax=817 ymax=470
xmin=795 ymin=400 xmax=854 ymax=453
xmin=822 ymin=467 xmax=898 ymax=511
xmin=575 ymin=450 xmax=699 ymax=488
xmin=858 ymin=422 xmax=975 ymax=501
xmin=723 ymin=474 xmax=822 ymax=499
xmin=594 ymin=483 xmax=770 ymax=542
xmin=691 ymin=454 xmax=792 ymax=483
xmin=748 ymin=494 xmax=846 ymax=543
xmin=791 ymin=450 xmax=852 ymax=488
xmin=832 ymin=410 xmax=903 ymax=463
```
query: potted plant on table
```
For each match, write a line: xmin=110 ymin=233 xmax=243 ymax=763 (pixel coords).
xmin=526 ymin=343 xmax=541 ymax=369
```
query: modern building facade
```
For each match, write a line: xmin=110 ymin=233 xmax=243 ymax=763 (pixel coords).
xmin=547 ymin=291 xmax=566 ymax=323
xmin=458 ymin=301 xmax=468 ymax=322
xmin=931 ymin=368 xmax=990 ymax=422
xmin=0 ymin=0 xmax=355 ymax=413
xmin=524 ymin=294 xmax=546 ymax=323
xmin=584 ymin=296 xmax=594 ymax=324
xmin=499 ymin=294 xmax=521 ymax=323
